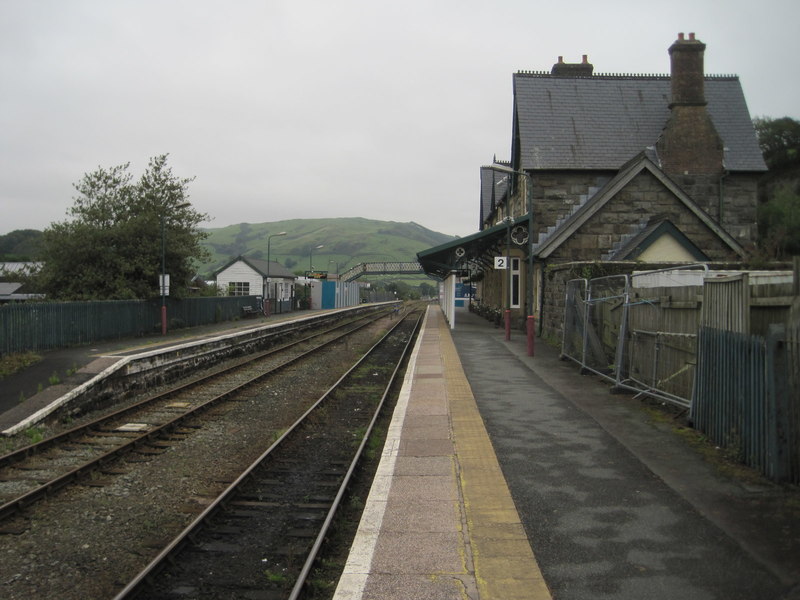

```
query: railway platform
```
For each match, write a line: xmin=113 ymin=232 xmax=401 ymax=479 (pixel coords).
xmin=0 ymin=310 xmax=326 ymax=434
xmin=1 ymin=304 xmax=798 ymax=599
xmin=335 ymin=305 xmax=799 ymax=600
xmin=333 ymin=306 xmax=549 ymax=600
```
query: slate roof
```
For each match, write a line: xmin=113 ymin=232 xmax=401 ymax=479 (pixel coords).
xmin=0 ymin=283 xmax=22 ymax=295
xmin=243 ymin=257 xmax=295 ymax=278
xmin=213 ymin=256 xmax=296 ymax=279
xmin=479 ymin=162 xmax=510 ymax=227
xmin=512 ymin=73 xmax=766 ymax=172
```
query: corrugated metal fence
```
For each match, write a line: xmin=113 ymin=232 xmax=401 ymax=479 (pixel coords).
xmin=691 ymin=274 xmax=800 ymax=482
xmin=692 ymin=323 xmax=799 ymax=483
xmin=0 ymin=296 xmax=261 ymax=354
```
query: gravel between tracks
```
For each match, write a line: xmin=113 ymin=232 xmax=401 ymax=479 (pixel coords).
xmin=0 ymin=319 xmax=390 ymax=600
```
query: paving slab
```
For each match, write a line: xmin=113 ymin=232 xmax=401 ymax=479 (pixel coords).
xmin=334 ymin=307 xmax=551 ymax=600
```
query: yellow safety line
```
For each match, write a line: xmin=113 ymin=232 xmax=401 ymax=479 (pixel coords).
xmin=437 ymin=311 xmax=552 ymax=600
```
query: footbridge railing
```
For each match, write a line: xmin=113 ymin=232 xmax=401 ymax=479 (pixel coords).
xmin=340 ymin=261 xmax=424 ymax=282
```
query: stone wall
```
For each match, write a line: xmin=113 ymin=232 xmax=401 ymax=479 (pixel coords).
xmin=721 ymin=173 xmax=759 ymax=247
xmin=531 ymin=170 xmax=615 ymax=241
xmin=530 ymin=168 xmax=759 ymax=254
xmin=544 ymin=170 xmax=742 ymax=263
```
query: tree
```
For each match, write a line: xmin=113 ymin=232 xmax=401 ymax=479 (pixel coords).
xmin=419 ymin=281 xmax=437 ymax=299
xmin=752 ymin=117 xmax=800 ymax=259
xmin=36 ymin=155 xmax=210 ymax=300
xmin=753 ymin=116 xmax=800 ymax=171
xmin=757 ymin=184 xmax=800 ymax=258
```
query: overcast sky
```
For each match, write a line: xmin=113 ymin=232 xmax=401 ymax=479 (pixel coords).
xmin=2 ymin=0 xmax=798 ymax=238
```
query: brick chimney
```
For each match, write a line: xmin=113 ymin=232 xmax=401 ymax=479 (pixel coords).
xmin=656 ymin=33 xmax=724 ymax=177
xmin=551 ymin=54 xmax=593 ymax=77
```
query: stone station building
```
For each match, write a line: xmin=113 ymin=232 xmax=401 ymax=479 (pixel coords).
xmin=418 ymin=33 xmax=766 ymax=338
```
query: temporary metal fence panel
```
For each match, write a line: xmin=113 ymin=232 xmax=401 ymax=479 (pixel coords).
xmin=625 ymin=329 xmax=697 ymax=408
xmin=561 ymin=265 xmax=708 ymax=408
xmin=624 ymin=284 xmax=704 ymax=408
xmin=581 ymin=275 xmax=629 ymax=379
xmin=561 ymin=279 xmax=587 ymax=363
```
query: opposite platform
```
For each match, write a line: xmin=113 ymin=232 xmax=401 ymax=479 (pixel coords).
xmin=333 ymin=306 xmax=551 ymax=600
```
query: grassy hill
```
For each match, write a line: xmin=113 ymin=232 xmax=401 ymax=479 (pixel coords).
xmin=0 ymin=229 xmax=43 ymax=261
xmin=199 ymin=217 xmax=456 ymax=277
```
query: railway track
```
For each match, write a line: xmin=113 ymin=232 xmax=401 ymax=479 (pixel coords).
xmin=0 ymin=309 xmax=391 ymax=524
xmin=113 ymin=310 xmax=422 ymax=600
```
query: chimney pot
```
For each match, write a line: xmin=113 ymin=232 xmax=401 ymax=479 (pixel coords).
xmin=551 ymin=55 xmax=593 ymax=76
xmin=689 ymin=32 xmax=695 ymax=40
xmin=678 ymin=32 xmax=685 ymax=40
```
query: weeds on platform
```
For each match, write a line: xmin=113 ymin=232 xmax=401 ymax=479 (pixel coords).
xmin=0 ymin=351 xmax=42 ymax=379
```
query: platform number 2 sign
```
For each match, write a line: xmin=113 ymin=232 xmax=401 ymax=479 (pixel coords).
xmin=494 ymin=256 xmax=509 ymax=270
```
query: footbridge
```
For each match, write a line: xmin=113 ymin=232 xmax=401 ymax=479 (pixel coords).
xmin=339 ymin=261 xmax=424 ymax=282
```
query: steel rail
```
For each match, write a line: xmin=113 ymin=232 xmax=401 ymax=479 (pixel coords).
xmin=0 ymin=311 xmax=378 ymax=470
xmin=0 ymin=310 xmax=389 ymax=522
xmin=112 ymin=310 xmax=421 ymax=600
xmin=288 ymin=309 xmax=422 ymax=599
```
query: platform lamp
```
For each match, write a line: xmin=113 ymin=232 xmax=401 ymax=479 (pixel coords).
xmin=310 ymin=244 xmax=324 ymax=270
xmin=502 ymin=215 xmax=514 ymax=341
xmin=266 ymin=231 xmax=287 ymax=316
xmin=160 ymin=202 xmax=192 ymax=335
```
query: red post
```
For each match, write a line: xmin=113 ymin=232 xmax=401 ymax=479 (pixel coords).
xmin=161 ymin=304 xmax=167 ymax=335
xmin=504 ymin=309 xmax=511 ymax=341
xmin=527 ymin=315 xmax=535 ymax=357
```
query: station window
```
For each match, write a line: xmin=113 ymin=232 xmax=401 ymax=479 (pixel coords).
xmin=228 ymin=281 xmax=250 ymax=296
xmin=511 ymin=258 xmax=520 ymax=308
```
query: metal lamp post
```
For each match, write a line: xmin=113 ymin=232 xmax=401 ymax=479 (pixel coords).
xmin=160 ymin=202 xmax=191 ymax=335
xmin=503 ymin=216 xmax=513 ymax=341
xmin=309 ymin=244 xmax=324 ymax=270
xmin=160 ymin=215 xmax=166 ymax=335
xmin=307 ymin=244 xmax=324 ymax=310
xmin=266 ymin=231 xmax=287 ymax=316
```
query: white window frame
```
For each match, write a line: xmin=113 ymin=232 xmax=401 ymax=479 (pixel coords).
xmin=511 ymin=258 xmax=521 ymax=309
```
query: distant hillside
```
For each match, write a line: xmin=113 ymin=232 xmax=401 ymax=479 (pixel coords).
xmin=0 ymin=229 xmax=43 ymax=261
xmin=199 ymin=217 xmax=456 ymax=276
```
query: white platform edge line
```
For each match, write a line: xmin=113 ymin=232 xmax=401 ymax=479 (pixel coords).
xmin=331 ymin=307 xmax=431 ymax=600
